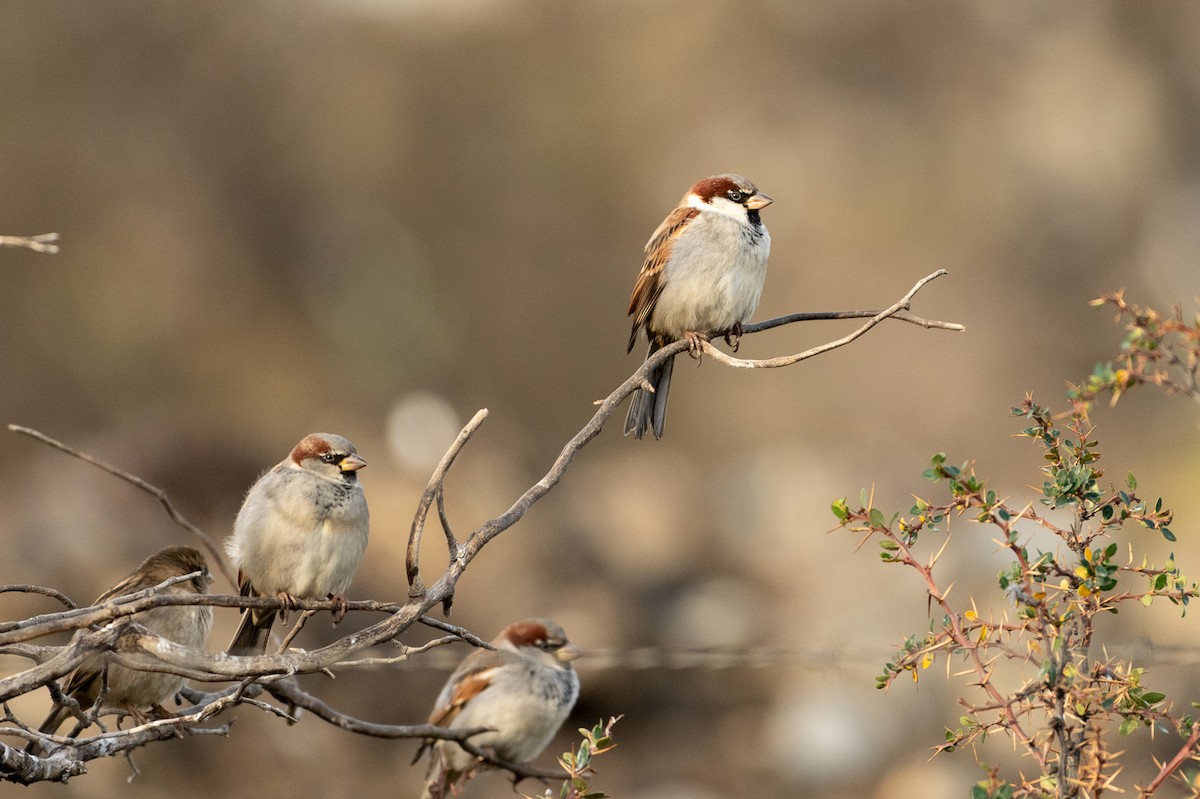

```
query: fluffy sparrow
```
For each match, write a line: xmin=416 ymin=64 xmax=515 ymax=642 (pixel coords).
xmin=419 ymin=618 xmax=582 ymax=799
xmin=224 ymin=433 xmax=369 ymax=656
xmin=625 ymin=174 xmax=773 ymax=439
xmin=30 ymin=545 xmax=213 ymax=752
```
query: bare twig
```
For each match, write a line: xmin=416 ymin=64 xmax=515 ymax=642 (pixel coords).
xmin=407 ymin=409 xmax=489 ymax=593
xmin=417 ymin=616 xmax=492 ymax=649
xmin=260 ymin=678 xmax=486 ymax=742
xmin=441 ymin=270 xmax=961 ymax=580
xmin=4 ymin=271 xmax=960 ymax=785
xmin=276 ymin=610 xmax=317 ymax=653
xmin=7 ymin=672 xmax=244 ymax=785
xmin=338 ymin=634 xmax=461 ymax=668
xmin=705 ymin=270 xmax=956 ymax=369
xmin=1136 ymin=722 xmax=1200 ymax=798
xmin=0 ymin=233 xmax=59 ymax=254
xmin=6 ymin=425 xmax=236 ymax=588
xmin=743 ymin=306 xmax=964 ymax=334
xmin=0 ymin=585 xmax=77 ymax=610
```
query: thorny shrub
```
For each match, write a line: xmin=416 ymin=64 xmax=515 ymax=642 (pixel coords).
xmin=832 ymin=294 xmax=1200 ymax=799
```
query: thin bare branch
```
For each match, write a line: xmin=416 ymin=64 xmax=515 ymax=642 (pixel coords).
xmin=1137 ymin=722 xmax=1200 ymax=798
xmin=407 ymin=409 xmax=489 ymax=593
xmin=0 ymin=233 xmax=59 ymax=254
xmin=704 ymin=270 xmax=955 ymax=369
xmin=260 ymin=678 xmax=488 ymax=741
xmin=6 ymin=425 xmax=236 ymax=588
xmin=4 ymin=271 xmax=960 ymax=785
xmin=744 ymin=306 xmax=964 ymax=334
xmin=412 ymin=270 xmax=962 ymax=611
xmin=0 ymin=585 xmax=77 ymax=610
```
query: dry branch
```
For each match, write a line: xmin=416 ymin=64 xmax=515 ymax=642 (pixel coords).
xmin=0 ymin=233 xmax=59 ymax=254
xmin=3 ymin=270 xmax=962 ymax=785
xmin=407 ymin=268 xmax=961 ymax=593
xmin=6 ymin=425 xmax=236 ymax=588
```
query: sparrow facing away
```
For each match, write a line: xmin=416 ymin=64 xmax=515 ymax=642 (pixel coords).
xmin=224 ymin=433 xmax=369 ymax=656
xmin=418 ymin=618 xmax=582 ymax=799
xmin=30 ymin=545 xmax=213 ymax=753
xmin=625 ymin=174 xmax=773 ymax=439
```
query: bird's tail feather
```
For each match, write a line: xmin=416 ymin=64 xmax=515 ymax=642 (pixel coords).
xmin=226 ymin=609 xmax=276 ymax=656
xmin=625 ymin=344 xmax=674 ymax=440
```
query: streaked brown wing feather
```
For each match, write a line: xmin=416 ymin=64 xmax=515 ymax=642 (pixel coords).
xmin=58 ymin=660 xmax=102 ymax=710
xmin=236 ymin=570 xmax=274 ymax=627
xmin=429 ymin=664 xmax=499 ymax=727
xmin=627 ymin=205 xmax=697 ymax=351
xmin=237 ymin=570 xmax=254 ymax=598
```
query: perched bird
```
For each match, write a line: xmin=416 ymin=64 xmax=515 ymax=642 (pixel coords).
xmin=625 ymin=174 xmax=773 ymax=439
xmin=30 ymin=545 xmax=213 ymax=752
xmin=224 ymin=433 xmax=369 ymax=656
xmin=419 ymin=618 xmax=582 ymax=799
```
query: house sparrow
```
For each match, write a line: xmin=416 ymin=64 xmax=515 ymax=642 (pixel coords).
xmin=224 ymin=433 xmax=369 ymax=656
xmin=418 ymin=618 xmax=582 ymax=799
xmin=625 ymin=174 xmax=773 ymax=439
xmin=30 ymin=545 xmax=213 ymax=752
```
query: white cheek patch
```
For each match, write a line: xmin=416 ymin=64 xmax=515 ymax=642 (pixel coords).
xmin=687 ymin=194 xmax=749 ymax=223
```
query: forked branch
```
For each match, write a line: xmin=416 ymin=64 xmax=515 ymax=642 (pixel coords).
xmin=4 ymin=269 xmax=960 ymax=786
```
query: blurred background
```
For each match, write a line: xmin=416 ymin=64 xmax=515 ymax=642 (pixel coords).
xmin=2 ymin=2 xmax=1199 ymax=797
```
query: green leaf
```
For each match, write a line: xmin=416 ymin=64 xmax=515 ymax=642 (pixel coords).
xmin=1162 ymin=527 xmax=1177 ymax=542
xmin=1118 ymin=717 xmax=1139 ymax=735
xmin=1143 ymin=692 xmax=1166 ymax=704
xmin=869 ymin=508 xmax=887 ymax=528
xmin=1126 ymin=472 xmax=1137 ymax=491
xmin=831 ymin=498 xmax=850 ymax=521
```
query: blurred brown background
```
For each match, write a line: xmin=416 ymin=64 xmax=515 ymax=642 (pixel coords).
xmin=3 ymin=2 xmax=1200 ymax=797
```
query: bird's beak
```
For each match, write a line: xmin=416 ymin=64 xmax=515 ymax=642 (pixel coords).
xmin=556 ymin=642 xmax=583 ymax=663
xmin=745 ymin=192 xmax=773 ymax=210
xmin=340 ymin=453 xmax=367 ymax=472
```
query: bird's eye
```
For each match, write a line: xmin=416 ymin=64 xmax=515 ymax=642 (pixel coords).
xmin=728 ymin=190 xmax=743 ymax=202
xmin=320 ymin=452 xmax=339 ymax=464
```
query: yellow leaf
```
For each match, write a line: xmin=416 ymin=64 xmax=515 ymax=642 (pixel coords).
xmin=964 ymin=609 xmax=978 ymax=621
xmin=921 ymin=653 xmax=934 ymax=669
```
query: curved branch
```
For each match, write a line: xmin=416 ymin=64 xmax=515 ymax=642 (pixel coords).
xmin=4 ymin=270 xmax=960 ymax=785
xmin=6 ymin=425 xmax=237 ymax=589
xmin=406 ymin=409 xmax=489 ymax=593
xmin=706 ymin=269 xmax=958 ymax=369
xmin=447 ymin=269 xmax=962 ymax=574
xmin=0 ymin=585 xmax=77 ymax=610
